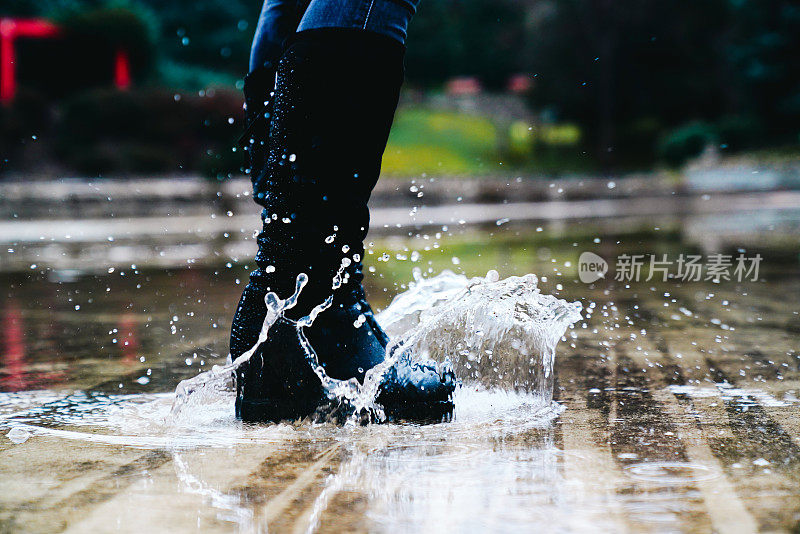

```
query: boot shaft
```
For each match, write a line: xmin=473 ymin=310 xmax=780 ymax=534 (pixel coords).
xmin=251 ymin=29 xmax=406 ymax=316
xmin=240 ymin=66 xmax=276 ymax=177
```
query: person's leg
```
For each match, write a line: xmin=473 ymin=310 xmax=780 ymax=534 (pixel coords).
xmin=243 ymin=0 xmax=419 ymax=176
xmin=296 ymin=0 xmax=420 ymax=45
xmin=242 ymin=0 xmax=310 ymax=176
xmin=249 ymin=0 xmax=309 ymax=73
xmin=232 ymin=0 xmax=454 ymax=422
xmin=245 ymin=0 xmax=419 ymax=307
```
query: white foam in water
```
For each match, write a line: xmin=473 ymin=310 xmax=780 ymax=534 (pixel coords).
xmin=170 ymin=268 xmax=582 ymax=424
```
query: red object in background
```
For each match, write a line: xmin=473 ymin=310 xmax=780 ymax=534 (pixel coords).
xmin=0 ymin=20 xmax=14 ymax=103
xmin=118 ymin=314 xmax=139 ymax=364
xmin=2 ymin=301 xmax=27 ymax=391
xmin=507 ymin=73 xmax=534 ymax=94
xmin=0 ymin=18 xmax=61 ymax=104
xmin=114 ymin=48 xmax=131 ymax=91
xmin=1 ymin=17 xmax=132 ymax=104
xmin=445 ymin=76 xmax=482 ymax=97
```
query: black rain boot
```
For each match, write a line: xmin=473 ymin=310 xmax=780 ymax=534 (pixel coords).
xmin=239 ymin=65 xmax=275 ymax=177
xmin=230 ymin=29 xmax=455 ymax=423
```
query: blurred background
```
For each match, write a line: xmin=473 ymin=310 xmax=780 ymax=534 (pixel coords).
xmin=1 ymin=0 xmax=798 ymax=179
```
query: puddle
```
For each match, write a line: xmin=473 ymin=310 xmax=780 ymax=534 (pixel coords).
xmin=1 ymin=386 xmax=564 ymax=450
xmin=0 ymin=269 xmax=580 ymax=451
xmin=2 ymin=216 xmax=800 ymax=532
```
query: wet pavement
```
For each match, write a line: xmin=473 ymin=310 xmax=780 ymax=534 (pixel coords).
xmin=1 ymin=206 xmax=800 ymax=533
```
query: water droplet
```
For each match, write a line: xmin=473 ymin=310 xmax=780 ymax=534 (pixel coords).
xmin=6 ymin=427 xmax=31 ymax=444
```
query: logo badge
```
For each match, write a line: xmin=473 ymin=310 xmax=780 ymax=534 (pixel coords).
xmin=578 ymin=252 xmax=608 ymax=283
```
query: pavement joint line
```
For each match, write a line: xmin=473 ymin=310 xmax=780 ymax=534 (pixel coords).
xmin=258 ymin=443 xmax=341 ymax=528
xmin=560 ymin=395 xmax=631 ymax=533
xmin=652 ymin=387 xmax=759 ymax=534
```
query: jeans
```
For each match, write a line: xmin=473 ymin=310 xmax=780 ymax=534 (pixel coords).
xmin=249 ymin=0 xmax=419 ymax=72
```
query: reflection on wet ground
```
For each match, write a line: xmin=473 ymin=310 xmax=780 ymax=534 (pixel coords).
xmin=1 ymin=212 xmax=800 ymax=533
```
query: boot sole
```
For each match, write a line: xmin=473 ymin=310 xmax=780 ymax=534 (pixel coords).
xmin=382 ymin=398 xmax=455 ymax=424
xmin=236 ymin=394 xmax=323 ymax=423
xmin=237 ymin=395 xmax=455 ymax=424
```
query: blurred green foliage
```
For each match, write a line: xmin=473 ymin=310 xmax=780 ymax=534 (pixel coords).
xmin=657 ymin=115 xmax=768 ymax=166
xmin=133 ymin=0 xmax=252 ymax=81
xmin=1 ymin=0 xmax=798 ymax=175
xmin=657 ymin=122 xmax=719 ymax=168
xmin=55 ymin=88 xmax=242 ymax=177
xmin=525 ymin=0 xmax=800 ymax=167
xmin=405 ymin=0 xmax=526 ymax=90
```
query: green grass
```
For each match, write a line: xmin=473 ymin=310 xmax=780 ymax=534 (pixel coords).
xmin=382 ymin=108 xmax=499 ymax=176
xmin=381 ymin=107 xmax=595 ymax=177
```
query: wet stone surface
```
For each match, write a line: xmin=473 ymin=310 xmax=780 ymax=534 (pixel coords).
xmin=1 ymin=215 xmax=800 ymax=533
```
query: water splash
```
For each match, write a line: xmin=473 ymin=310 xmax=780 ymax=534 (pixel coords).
xmin=378 ymin=269 xmax=582 ymax=402
xmin=169 ymin=268 xmax=582 ymax=423
xmin=169 ymin=274 xmax=306 ymax=420
xmin=170 ymin=258 xmax=360 ymax=422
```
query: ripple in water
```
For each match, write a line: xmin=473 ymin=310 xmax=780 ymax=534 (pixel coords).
xmin=624 ymin=462 xmax=719 ymax=484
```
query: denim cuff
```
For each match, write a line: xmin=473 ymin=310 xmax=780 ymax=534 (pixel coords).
xmin=297 ymin=0 xmax=419 ymax=44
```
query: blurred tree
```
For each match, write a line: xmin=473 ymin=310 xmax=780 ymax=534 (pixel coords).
xmin=61 ymin=7 xmax=157 ymax=84
xmin=3 ymin=1 xmax=158 ymax=95
xmin=3 ymin=0 xmax=798 ymax=174
xmin=136 ymin=0 xmax=254 ymax=80
xmin=725 ymin=0 xmax=800 ymax=141
xmin=525 ymin=0 xmax=732 ymax=167
xmin=525 ymin=0 xmax=800 ymax=167
xmin=406 ymin=0 xmax=527 ymax=89
xmin=1 ymin=0 xmax=252 ymax=88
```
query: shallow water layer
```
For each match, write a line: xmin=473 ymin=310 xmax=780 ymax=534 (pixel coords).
xmin=169 ymin=268 xmax=580 ymax=424
xmin=2 ymin=214 xmax=800 ymax=533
